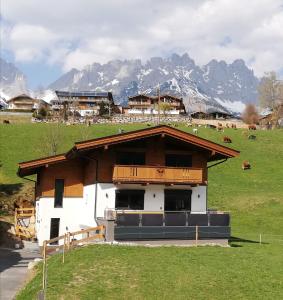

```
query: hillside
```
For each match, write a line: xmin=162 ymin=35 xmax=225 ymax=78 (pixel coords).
xmin=0 ymin=124 xmax=282 ymax=299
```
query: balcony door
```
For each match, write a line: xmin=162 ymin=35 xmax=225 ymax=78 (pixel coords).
xmin=164 ymin=190 xmax=192 ymax=211
xmin=115 ymin=190 xmax=145 ymax=210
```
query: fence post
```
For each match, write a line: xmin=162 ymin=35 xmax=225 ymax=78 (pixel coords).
xmin=62 ymin=234 xmax=66 ymax=263
xmin=42 ymin=241 xmax=47 ymax=291
xmin=259 ymin=233 xmax=262 ymax=245
xmin=67 ymin=232 xmax=71 ymax=250
xmin=195 ymin=225 xmax=198 ymax=247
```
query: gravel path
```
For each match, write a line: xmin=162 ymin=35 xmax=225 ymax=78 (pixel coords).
xmin=0 ymin=247 xmax=40 ymax=300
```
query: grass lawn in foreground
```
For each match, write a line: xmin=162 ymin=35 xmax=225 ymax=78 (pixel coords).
xmin=17 ymin=243 xmax=283 ymax=300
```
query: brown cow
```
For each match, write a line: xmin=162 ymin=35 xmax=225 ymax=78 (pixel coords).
xmin=248 ymin=124 xmax=256 ymax=130
xmin=3 ymin=120 xmax=10 ymax=124
xmin=223 ymin=136 xmax=232 ymax=143
xmin=231 ymin=124 xmax=237 ymax=129
xmin=242 ymin=161 xmax=251 ymax=170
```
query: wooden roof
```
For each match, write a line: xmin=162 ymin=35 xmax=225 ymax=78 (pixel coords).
xmin=18 ymin=125 xmax=239 ymax=177
xmin=18 ymin=154 xmax=67 ymax=177
xmin=7 ymin=94 xmax=34 ymax=103
xmin=128 ymin=94 xmax=183 ymax=101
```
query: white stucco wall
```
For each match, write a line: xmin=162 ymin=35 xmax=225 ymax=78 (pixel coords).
xmin=36 ymin=183 xmax=207 ymax=245
xmin=36 ymin=195 xmax=96 ymax=246
xmin=191 ymin=185 xmax=207 ymax=213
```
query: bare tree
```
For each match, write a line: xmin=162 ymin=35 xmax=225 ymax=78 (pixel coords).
xmin=258 ymin=72 xmax=283 ymax=109
xmin=38 ymin=123 xmax=62 ymax=156
xmin=258 ymin=72 xmax=283 ymax=126
xmin=242 ymin=104 xmax=259 ymax=124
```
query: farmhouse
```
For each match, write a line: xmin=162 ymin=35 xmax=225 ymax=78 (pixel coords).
xmin=51 ymin=90 xmax=114 ymax=117
xmin=7 ymin=94 xmax=49 ymax=112
xmin=18 ymin=126 xmax=239 ymax=245
xmin=124 ymin=94 xmax=186 ymax=115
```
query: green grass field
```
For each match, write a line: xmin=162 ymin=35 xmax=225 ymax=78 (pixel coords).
xmin=0 ymin=123 xmax=283 ymax=299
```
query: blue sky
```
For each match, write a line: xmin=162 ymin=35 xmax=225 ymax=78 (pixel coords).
xmin=1 ymin=0 xmax=283 ymax=89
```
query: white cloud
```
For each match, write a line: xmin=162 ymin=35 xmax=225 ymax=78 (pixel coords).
xmin=1 ymin=0 xmax=283 ymax=76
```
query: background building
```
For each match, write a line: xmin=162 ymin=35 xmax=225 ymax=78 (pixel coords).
xmin=51 ymin=91 xmax=114 ymax=117
xmin=124 ymin=94 xmax=186 ymax=115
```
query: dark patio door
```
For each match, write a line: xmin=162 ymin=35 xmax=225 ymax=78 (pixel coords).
xmin=164 ymin=190 xmax=192 ymax=211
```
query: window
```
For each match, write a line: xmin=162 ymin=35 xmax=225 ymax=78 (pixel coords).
xmin=165 ymin=154 xmax=192 ymax=167
xmin=115 ymin=190 xmax=145 ymax=210
xmin=50 ymin=218 xmax=60 ymax=244
xmin=54 ymin=179 xmax=64 ymax=208
xmin=116 ymin=152 xmax=145 ymax=165
xmin=165 ymin=190 xmax=192 ymax=211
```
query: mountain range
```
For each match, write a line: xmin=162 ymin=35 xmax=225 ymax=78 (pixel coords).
xmin=0 ymin=54 xmax=259 ymax=113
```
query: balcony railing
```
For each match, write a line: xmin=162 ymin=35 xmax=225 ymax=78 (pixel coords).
xmin=115 ymin=211 xmax=230 ymax=227
xmin=114 ymin=211 xmax=230 ymax=240
xmin=113 ymin=165 xmax=204 ymax=184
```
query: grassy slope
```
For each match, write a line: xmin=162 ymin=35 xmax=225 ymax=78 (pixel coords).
xmin=1 ymin=123 xmax=283 ymax=299
xmin=18 ymin=244 xmax=283 ymax=300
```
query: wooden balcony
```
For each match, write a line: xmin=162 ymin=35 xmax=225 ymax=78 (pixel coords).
xmin=112 ymin=165 xmax=204 ymax=184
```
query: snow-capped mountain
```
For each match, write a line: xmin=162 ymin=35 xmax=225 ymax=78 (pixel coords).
xmin=48 ymin=53 xmax=259 ymax=114
xmin=0 ymin=58 xmax=28 ymax=100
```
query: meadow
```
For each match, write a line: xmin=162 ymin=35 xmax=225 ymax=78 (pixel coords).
xmin=0 ymin=122 xmax=283 ymax=299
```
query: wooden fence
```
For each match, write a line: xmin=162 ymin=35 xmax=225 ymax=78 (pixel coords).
xmin=14 ymin=207 xmax=35 ymax=239
xmin=42 ymin=225 xmax=105 ymax=292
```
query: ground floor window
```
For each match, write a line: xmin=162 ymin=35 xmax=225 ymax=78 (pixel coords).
xmin=50 ymin=218 xmax=60 ymax=244
xmin=164 ymin=190 xmax=192 ymax=211
xmin=115 ymin=190 xmax=144 ymax=210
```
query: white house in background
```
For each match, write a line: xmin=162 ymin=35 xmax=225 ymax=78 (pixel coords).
xmin=50 ymin=90 xmax=114 ymax=117
xmin=124 ymin=94 xmax=186 ymax=115
xmin=18 ymin=125 xmax=239 ymax=246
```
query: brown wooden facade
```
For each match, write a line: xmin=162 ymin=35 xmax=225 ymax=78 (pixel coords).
xmin=19 ymin=125 xmax=239 ymax=199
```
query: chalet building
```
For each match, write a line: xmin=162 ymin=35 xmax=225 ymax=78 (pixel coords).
xmin=7 ymin=94 xmax=49 ymax=112
xmin=124 ymin=94 xmax=186 ymax=115
xmin=190 ymin=110 xmax=232 ymax=120
xmin=18 ymin=126 xmax=239 ymax=245
xmin=51 ymin=91 xmax=114 ymax=117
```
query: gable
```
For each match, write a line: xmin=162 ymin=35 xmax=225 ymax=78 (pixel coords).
xmin=68 ymin=125 xmax=239 ymax=158
xmin=18 ymin=125 xmax=239 ymax=177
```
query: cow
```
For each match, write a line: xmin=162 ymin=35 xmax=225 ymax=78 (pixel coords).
xmin=3 ymin=120 xmax=10 ymax=124
xmin=248 ymin=124 xmax=257 ymax=130
xmin=217 ymin=125 xmax=224 ymax=132
xmin=223 ymin=136 xmax=232 ymax=143
xmin=226 ymin=123 xmax=230 ymax=128
xmin=192 ymin=128 xmax=198 ymax=135
xmin=242 ymin=161 xmax=251 ymax=170
xmin=207 ymin=124 xmax=216 ymax=129
xmin=248 ymin=135 xmax=256 ymax=140
xmin=231 ymin=124 xmax=237 ymax=129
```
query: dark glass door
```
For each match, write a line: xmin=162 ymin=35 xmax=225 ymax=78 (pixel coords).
xmin=164 ymin=190 xmax=192 ymax=211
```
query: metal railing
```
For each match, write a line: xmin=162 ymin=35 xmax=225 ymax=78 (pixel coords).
xmin=115 ymin=210 xmax=230 ymax=227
